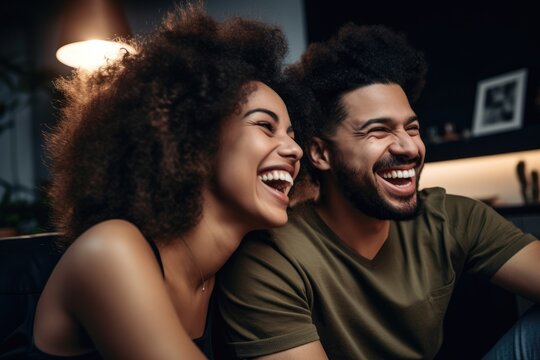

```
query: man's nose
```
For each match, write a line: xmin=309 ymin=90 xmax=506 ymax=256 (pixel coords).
xmin=389 ymin=131 xmax=419 ymax=159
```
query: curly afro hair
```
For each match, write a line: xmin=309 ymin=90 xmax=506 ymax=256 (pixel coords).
xmin=285 ymin=23 xmax=427 ymax=186
xmin=46 ymin=2 xmax=288 ymax=247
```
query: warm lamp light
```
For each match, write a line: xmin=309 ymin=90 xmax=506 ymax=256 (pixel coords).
xmin=56 ymin=39 xmax=135 ymax=70
xmin=56 ymin=0 xmax=136 ymax=70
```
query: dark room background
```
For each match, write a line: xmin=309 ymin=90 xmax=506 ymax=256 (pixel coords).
xmin=2 ymin=0 xmax=540 ymax=234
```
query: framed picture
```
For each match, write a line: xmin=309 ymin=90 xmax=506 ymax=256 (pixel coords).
xmin=472 ymin=68 xmax=527 ymax=137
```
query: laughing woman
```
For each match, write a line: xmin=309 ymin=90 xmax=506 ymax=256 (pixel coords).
xmin=25 ymin=3 xmax=301 ymax=359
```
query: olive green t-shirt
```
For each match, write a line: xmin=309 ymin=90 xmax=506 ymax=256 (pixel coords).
xmin=218 ymin=187 xmax=537 ymax=359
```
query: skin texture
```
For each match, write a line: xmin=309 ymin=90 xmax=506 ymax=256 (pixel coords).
xmin=33 ymin=82 xmax=302 ymax=359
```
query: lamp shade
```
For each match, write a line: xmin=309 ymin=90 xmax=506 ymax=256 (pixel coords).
xmin=56 ymin=0 xmax=136 ymax=70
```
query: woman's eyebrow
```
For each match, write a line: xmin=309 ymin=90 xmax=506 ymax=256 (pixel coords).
xmin=243 ymin=108 xmax=278 ymax=121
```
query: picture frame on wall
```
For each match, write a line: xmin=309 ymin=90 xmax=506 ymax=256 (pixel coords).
xmin=472 ymin=68 xmax=527 ymax=137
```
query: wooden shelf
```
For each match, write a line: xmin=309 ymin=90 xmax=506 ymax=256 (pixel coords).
xmin=425 ymin=125 xmax=540 ymax=163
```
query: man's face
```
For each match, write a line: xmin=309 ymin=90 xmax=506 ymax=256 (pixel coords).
xmin=324 ymin=83 xmax=425 ymax=220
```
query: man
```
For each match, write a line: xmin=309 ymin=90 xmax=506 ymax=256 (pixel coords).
xmin=217 ymin=24 xmax=540 ymax=359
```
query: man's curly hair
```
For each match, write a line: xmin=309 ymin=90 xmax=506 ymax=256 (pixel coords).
xmin=285 ymin=23 xmax=428 ymax=186
xmin=46 ymin=3 xmax=288 ymax=246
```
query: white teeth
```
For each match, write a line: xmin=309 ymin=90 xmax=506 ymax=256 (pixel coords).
xmin=258 ymin=170 xmax=294 ymax=186
xmin=286 ymin=172 xmax=293 ymax=184
xmin=381 ymin=168 xmax=415 ymax=179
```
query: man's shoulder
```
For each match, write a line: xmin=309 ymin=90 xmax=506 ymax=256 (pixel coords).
xmin=236 ymin=202 xmax=322 ymax=259
xmin=415 ymin=187 xmax=499 ymax=241
xmin=273 ymin=201 xmax=317 ymax=235
xmin=419 ymin=187 xmax=484 ymax=215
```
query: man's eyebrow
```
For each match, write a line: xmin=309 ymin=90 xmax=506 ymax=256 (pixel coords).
xmin=355 ymin=115 xmax=419 ymax=131
xmin=242 ymin=108 xmax=278 ymax=121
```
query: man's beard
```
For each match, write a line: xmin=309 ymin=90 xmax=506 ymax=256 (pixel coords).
xmin=333 ymin=154 xmax=423 ymax=220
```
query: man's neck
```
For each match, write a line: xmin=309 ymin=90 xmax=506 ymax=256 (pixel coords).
xmin=315 ymin=185 xmax=390 ymax=260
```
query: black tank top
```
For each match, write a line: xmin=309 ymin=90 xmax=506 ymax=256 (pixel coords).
xmin=0 ymin=237 xmax=214 ymax=359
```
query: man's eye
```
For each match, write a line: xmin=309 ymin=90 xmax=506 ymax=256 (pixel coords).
xmin=368 ymin=127 xmax=389 ymax=133
xmin=406 ymin=125 xmax=420 ymax=134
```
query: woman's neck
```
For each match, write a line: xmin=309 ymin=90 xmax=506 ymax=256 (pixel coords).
xmin=159 ymin=194 xmax=249 ymax=294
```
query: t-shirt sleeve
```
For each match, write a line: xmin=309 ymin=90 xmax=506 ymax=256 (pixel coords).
xmin=217 ymin=231 xmax=319 ymax=358
xmin=448 ymin=195 xmax=537 ymax=278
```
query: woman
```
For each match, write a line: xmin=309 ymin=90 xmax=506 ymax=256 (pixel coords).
xmin=29 ymin=3 xmax=301 ymax=359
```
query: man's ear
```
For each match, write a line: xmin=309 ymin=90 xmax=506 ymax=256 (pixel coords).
xmin=308 ymin=137 xmax=332 ymax=171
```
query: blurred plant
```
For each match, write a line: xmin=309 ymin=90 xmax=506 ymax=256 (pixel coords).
xmin=0 ymin=178 xmax=50 ymax=233
xmin=0 ymin=55 xmax=54 ymax=234
xmin=0 ymin=57 xmax=24 ymax=135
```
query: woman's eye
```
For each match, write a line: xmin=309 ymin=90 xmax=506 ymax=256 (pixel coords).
xmin=257 ymin=121 xmax=275 ymax=132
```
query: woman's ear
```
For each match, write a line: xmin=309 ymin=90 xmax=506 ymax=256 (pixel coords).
xmin=308 ymin=137 xmax=332 ymax=171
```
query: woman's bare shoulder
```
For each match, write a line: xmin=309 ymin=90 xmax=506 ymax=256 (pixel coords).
xmin=35 ymin=220 xmax=166 ymax=355
xmin=66 ymin=220 xmax=153 ymax=265
xmin=56 ymin=219 xmax=162 ymax=297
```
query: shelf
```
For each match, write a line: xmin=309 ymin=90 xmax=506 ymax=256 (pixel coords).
xmin=494 ymin=203 xmax=540 ymax=216
xmin=425 ymin=125 xmax=540 ymax=163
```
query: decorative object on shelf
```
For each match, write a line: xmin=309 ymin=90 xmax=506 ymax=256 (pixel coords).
xmin=532 ymin=170 xmax=539 ymax=203
xmin=426 ymin=123 xmax=471 ymax=145
xmin=442 ymin=122 xmax=461 ymax=142
xmin=472 ymin=68 xmax=527 ymax=137
xmin=515 ymin=160 xmax=539 ymax=204
xmin=426 ymin=125 xmax=442 ymax=144
xmin=517 ymin=160 xmax=529 ymax=203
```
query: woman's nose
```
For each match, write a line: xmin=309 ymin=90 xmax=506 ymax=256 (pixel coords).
xmin=278 ymin=136 xmax=303 ymax=161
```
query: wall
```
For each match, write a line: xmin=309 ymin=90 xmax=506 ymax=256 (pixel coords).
xmin=205 ymin=0 xmax=306 ymax=65
xmin=420 ymin=149 xmax=540 ymax=206
xmin=125 ymin=0 xmax=306 ymax=64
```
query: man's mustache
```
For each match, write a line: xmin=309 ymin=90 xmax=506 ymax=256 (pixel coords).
xmin=373 ymin=155 xmax=422 ymax=172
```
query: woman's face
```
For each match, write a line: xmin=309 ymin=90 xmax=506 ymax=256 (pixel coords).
xmin=212 ymin=81 xmax=302 ymax=229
